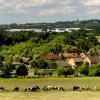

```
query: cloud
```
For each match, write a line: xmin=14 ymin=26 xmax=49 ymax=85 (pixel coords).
xmin=81 ymin=0 xmax=100 ymax=6
xmin=0 ymin=0 xmax=58 ymax=11
xmin=38 ymin=6 xmax=75 ymax=16
xmin=38 ymin=0 xmax=76 ymax=16
xmin=86 ymin=7 xmax=100 ymax=16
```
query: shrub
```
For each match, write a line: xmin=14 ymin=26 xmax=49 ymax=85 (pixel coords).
xmin=57 ymin=66 xmax=74 ymax=77
xmin=89 ymin=66 xmax=100 ymax=76
xmin=16 ymin=64 xmax=28 ymax=77
xmin=78 ymin=64 xmax=89 ymax=76
xmin=37 ymin=60 xmax=48 ymax=69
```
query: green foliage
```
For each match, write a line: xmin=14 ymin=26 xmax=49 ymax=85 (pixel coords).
xmin=47 ymin=61 xmax=57 ymax=69
xmin=57 ymin=66 xmax=74 ymax=77
xmin=36 ymin=60 xmax=48 ymax=69
xmin=0 ymin=64 xmax=11 ymax=78
xmin=30 ymin=60 xmax=38 ymax=68
xmin=89 ymin=68 xmax=100 ymax=76
xmin=16 ymin=64 xmax=28 ymax=77
xmin=78 ymin=64 xmax=89 ymax=76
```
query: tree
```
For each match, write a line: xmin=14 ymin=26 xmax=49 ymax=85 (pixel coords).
xmin=51 ymin=44 xmax=62 ymax=53
xmin=30 ymin=60 xmax=38 ymax=68
xmin=16 ymin=64 xmax=28 ymax=77
xmin=37 ymin=60 xmax=48 ymax=69
xmin=57 ymin=66 xmax=74 ymax=77
xmin=0 ymin=64 xmax=11 ymax=78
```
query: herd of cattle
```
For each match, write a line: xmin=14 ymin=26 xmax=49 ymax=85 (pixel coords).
xmin=0 ymin=85 xmax=97 ymax=92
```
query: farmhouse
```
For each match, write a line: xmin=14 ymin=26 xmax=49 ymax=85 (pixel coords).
xmin=68 ymin=58 xmax=84 ymax=68
xmin=84 ymin=56 xmax=100 ymax=66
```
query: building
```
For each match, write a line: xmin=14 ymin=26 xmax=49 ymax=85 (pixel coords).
xmin=55 ymin=60 xmax=71 ymax=67
xmin=20 ymin=57 xmax=32 ymax=64
xmin=39 ymin=53 xmax=60 ymax=61
xmin=6 ymin=29 xmax=43 ymax=32
xmin=63 ymin=51 xmax=80 ymax=59
xmin=68 ymin=58 xmax=84 ymax=68
xmin=84 ymin=56 xmax=100 ymax=66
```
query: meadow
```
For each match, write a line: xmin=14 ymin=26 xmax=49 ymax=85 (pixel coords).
xmin=0 ymin=77 xmax=100 ymax=91
xmin=0 ymin=77 xmax=100 ymax=100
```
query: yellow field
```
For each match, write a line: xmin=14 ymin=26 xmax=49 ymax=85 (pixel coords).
xmin=0 ymin=91 xmax=100 ymax=100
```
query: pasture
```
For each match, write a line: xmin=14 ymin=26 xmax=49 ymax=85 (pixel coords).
xmin=0 ymin=77 xmax=100 ymax=91
xmin=0 ymin=77 xmax=100 ymax=100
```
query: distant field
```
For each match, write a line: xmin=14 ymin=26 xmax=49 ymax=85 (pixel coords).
xmin=0 ymin=91 xmax=100 ymax=100
xmin=0 ymin=77 xmax=100 ymax=91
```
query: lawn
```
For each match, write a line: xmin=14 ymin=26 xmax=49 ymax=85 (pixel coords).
xmin=0 ymin=77 xmax=100 ymax=91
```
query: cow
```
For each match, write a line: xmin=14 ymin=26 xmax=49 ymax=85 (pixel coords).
xmin=73 ymin=86 xmax=80 ymax=91
xmin=31 ymin=86 xmax=40 ymax=92
xmin=0 ymin=87 xmax=5 ymax=91
xmin=14 ymin=87 xmax=19 ymax=92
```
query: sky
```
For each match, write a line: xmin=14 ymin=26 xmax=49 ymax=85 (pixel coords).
xmin=0 ymin=0 xmax=100 ymax=24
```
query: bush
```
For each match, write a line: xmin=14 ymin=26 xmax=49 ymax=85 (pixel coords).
xmin=57 ymin=66 xmax=74 ymax=77
xmin=78 ymin=64 xmax=89 ymax=76
xmin=16 ymin=64 xmax=28 ymax=77
xmin=30 ymin=60 xmax=38 ymax=68
xmin=37 ymin=60 xmax=48 ymax=69
xmin=89 ymin=66 xmax=100 ymax=76
xmin=47 ymin=61 xmax=57 ymax=69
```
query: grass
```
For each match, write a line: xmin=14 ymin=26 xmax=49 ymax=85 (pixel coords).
xmin=0 ymin=77 xmax=100 ymax=91
xmin=0 ymin=77 xmax=100 ymax=100
xmin=0 ymin=91 xmax=100 ymax=100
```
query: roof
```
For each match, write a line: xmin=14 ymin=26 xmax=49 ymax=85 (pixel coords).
xmin=73 ymin=58 xmax=84 ymax=62
xmin=20 ymin=57 xmax=31 ymax=63
xmin=63 ymin=52 xmax=79 ymax=58
xmin=56 ymin=60 xmax=71 ymax=67
xmin=40 ymin=53 xmax=60 ymax=61
xmin=88 ymin=56 xmax=100 ymax=64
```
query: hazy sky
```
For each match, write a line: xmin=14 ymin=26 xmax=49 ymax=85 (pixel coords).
xmin=0 ymin=0 xmax=100 ymax=24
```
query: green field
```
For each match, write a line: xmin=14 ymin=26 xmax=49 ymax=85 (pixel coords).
xmin=0 ymin=77 xmax=100 ymax=100
xmin=0 ymin=77 xmax=100 ymax=91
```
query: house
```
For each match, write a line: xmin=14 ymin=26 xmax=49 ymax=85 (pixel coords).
xmin=68 ymin=58 xmax=84 ymax=68
xmin=39 ymin=53 xmax=60 ymax=61
xmin=20 ymin=57 xmax=32 ymax=64
xmin=84 ymin=56 xmax=100 ymax=66
xmin=63 ymin=51 xmax=80 ymax=59
xmin=55 ymin=60 xmax=71 ymax=67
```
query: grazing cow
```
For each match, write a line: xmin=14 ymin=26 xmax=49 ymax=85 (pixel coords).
xmin=57 ymin=87 xmax=65 ymax=91
xmin=14 ymin=87 xmax=19 ymax=92
xmin=42 ymin=86 xmax=54 ymax=91
xmin=31 ymin=86 xmax=40 ymax=92
xmin=0 ymin=87 xmax=5 ymax=91
xmin=24 ymin=87 xmax=31 ymax=92
xmin=82 ymin=85 xmax=90 ymax=91
xmin=73 ymin=86 xmax=80 ymax=91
